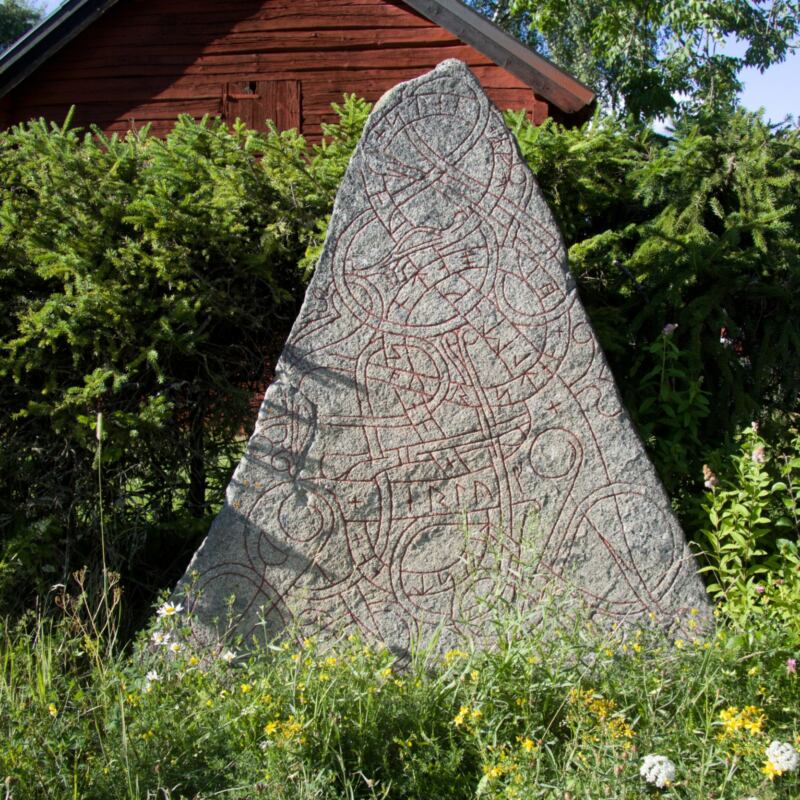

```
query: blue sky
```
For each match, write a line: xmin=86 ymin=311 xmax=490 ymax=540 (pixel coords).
xmin=38 ymin=0 xmax=799 ymax=123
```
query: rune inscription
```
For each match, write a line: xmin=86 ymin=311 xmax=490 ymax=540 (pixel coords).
xmin=178 ymin=60 xmax=708 ymax=655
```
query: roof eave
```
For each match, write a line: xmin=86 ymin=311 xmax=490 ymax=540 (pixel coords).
xmin=0 ymin=0 xmax=121 ymax=97
xmin=404 ymin=0 xmax=595 ymax=116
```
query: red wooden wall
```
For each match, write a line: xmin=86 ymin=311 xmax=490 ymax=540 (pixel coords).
xmin=0 ymin=0 xmax=550 ymax=138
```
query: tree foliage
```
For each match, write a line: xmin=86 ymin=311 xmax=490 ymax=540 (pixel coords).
xmin=0 ymin=0 xmax=41 ymax=52
xmin=470 ymin=0 xmax=800 ymax=119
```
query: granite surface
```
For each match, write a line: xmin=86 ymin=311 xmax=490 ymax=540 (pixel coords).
xmin=176 ymin=60 xmax=709 ymax=655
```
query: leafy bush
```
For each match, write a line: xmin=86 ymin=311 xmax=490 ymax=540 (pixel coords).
xmin=0 ymin=99 xmax=371 ymax=621
xmin=508 ymin=107 xmax=800 ymax=498
xmin=697 ymin=423 xmax=800 ymax=644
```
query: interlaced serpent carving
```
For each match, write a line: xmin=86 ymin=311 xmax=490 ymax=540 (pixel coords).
xmin=181 ymin=62 xmax=706 ymax=654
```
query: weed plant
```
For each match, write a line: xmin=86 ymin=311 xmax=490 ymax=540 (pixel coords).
xmin=1 ymin=578 xmax=798 ymax=800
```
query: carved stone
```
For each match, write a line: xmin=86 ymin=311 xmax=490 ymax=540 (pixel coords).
xmin=177 ymin=60 xmax=708 ymax=655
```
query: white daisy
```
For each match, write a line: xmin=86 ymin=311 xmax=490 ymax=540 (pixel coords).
xmin=156 ymin=601 xmax=184 ymax=618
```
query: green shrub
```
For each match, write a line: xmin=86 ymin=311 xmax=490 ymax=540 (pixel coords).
xmin=0 ymin=100 xmax=371 ymax=620
xmin=0 ymin=115 xmax=295 ymax=615
xmin=697 ymin=423 xmax=800 ymax=643
xmin=508 ymin=108 xmax=800 ymax=496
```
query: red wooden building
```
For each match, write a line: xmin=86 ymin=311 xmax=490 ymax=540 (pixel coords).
xmin=0 ymin=0 xmax=594 ymax=139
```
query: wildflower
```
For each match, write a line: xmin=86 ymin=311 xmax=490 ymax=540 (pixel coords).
xmin=703 ymin=464 xmax=718 ymax=489
xmin=188 ymin=655 xmax=199 ymax=666
xmin=324 ymin=656 xmax=338 ymax=667
xmin=219 ymin=649 xmax=236 ymax=664
xmin=483 ymin=764 xmax=504 ymax=780
xmin=751 ymin=421 xmax=760 ymax=432
xmin=752 ymin=446 xmax=766 ymax=463
xmin=453 ymin=705 xmax=470 ymax=726
xmin=168 ymin=642 xmax=183 ymax=655
xmin=48 ymin=702 xmax=58 ymax=717
xmin=240 ymin=683 xmax=252 ymax=694
xmin=151 ymin=629 xmax=171 ymax=647
xmin=639 ymin=754 xmax=676 ymax=788
xmin=718 ymin=706 xmax=765 ymax=739
xmin=156 ymin=601 xmax=184 ymax=618
xmin=754 ymin=584 xmax=766 ymax=595
xmin=662 ymin=323 xmax=679 ymax=336
xmin=787 ymin=658 xmax=797 ymax=675
xmin=763 ymin=741 xmax=799 ymax=779
xmin=519 ymin=737 xmax=536 ymax=752
xmin=444 ymin=648 xmax=468 ymax=663
xmin=264 ymin=721 xmax=279 ymax=735
xmin=144 ymin=670 xmax=160 ymax=691
xmin=720 ymin=327 xmax=733 ymax=347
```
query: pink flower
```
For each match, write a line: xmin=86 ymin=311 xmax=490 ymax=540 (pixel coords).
xmin=752 ymin=447 xmax=765 ymax=463
xmin=703 ymin=464 xmax=718 ymax=489
xmin=755 ymin=584 xmax=766 ymax=595
xmin=662 ymin=323 xmax=679 ymax=336
xmin=751 ymin=421 xmax=760 ymax=432
xmin=788 ymin=658 xmax=797 ymax=675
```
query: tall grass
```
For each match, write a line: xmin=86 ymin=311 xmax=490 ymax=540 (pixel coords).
xmin=1 ymin=579 xmax=798 ymax=799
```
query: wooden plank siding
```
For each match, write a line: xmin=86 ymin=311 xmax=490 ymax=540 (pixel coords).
xmin=1 ymin=0 xmax=550 ymax=139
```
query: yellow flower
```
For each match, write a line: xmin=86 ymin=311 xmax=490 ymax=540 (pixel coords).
xmin=519 ymin=737 xmax=536 ymax=752
xmin=632 ymin=643 xmax=642 ymax=654
xmin=470 ymin=670 xmax=480 ymax=682
xmin=470 ymin=708 xmax=483 ymax=721
xmin=674 ymin=639 xmax=685 ymax=649
xmin=483 ymin=764 xmax=504 ymax=779
xmin=763 ymin=759 xmax=781 ymax=780
xmin=444 ymin=649 xmax=468 ymax=663
xmin=240 ymin=683 xmax=252 ymax=694
xmin=718 ymin=705 xmax=765 ymax=740
xmin=47 ymin=703 xmax=58 ymax=718
xmin=188 ymin=655 xmax=200 ymax=666
xmin=453 ymin=705 xmax=470 ymax=726
xmin=379 ymin=667 xmax=392 ymax=679
xmin=324 ymin=656 xmax=338 ymax=667
xmin=264 ymin=721 xmax=279 ymax=735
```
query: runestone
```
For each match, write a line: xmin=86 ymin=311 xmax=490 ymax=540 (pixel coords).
xmin=178 ymin=60 xmax=708 ymax=655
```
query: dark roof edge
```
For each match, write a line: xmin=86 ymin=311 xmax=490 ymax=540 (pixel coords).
xmin=404 ymin=0 xmax=595 ymax=115
xmin=1 ymin=0 xmax=595 ymax=117
xmin=0 ymin=0 xmax=121 ymax=97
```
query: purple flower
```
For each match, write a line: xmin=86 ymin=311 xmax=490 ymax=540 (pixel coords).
xmin=788 ymin=658 xmax=797 ymax=675
xmin=662 ymin=323 xmax=678 ymax=336
xmin=752 ymin=447 xmax=766 ymax=463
